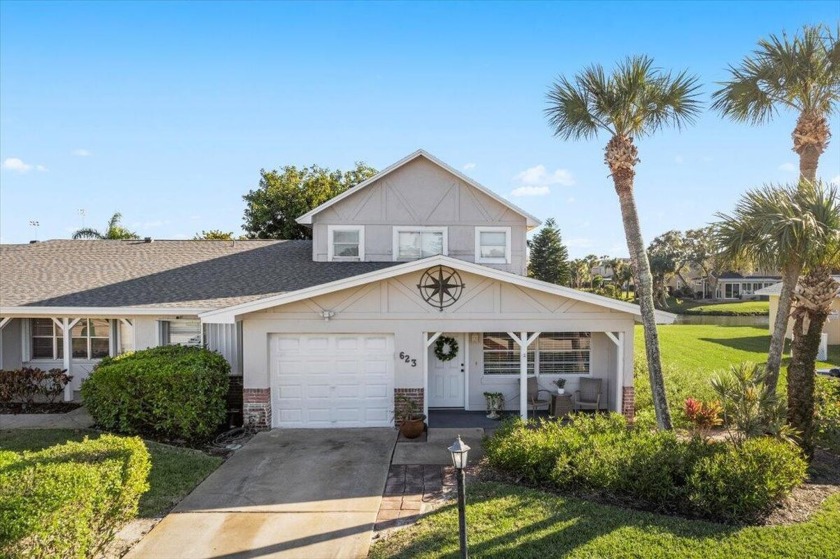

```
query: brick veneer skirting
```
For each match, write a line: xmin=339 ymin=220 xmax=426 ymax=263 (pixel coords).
xmin=394 ymin=388 xmax=424 ymax=426
xmin=621 ymin=386 xmax=635 ymax=421
xmin=243 ymin=388 xmax=271 ymax=430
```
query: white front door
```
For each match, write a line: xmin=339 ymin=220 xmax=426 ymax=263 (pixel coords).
xmin=429 ymin=334 xmax=465 ymax=408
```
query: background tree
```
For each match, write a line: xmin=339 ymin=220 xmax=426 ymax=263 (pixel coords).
xmin=527 ymin=218 xmax=571 ymax=285
xmin=72 ymin=212 xmax=138 ymax=240
xmin=546 ymin=55 xmax=702 ymax=430
xmin=193 ymin=230 xmax=235 ymax=240
xmin=570 ymin=258 xmax=590 ymax=289
xmin=684 ymin=227 xmax=729 ymax=298
xmin=614 ymin=260 xmax=634 ymax=299
xmin=648 ymin=230 xmax=690 ymax=307
xmin=713 ymin=24 xmax=839 ymax=392
xmin=242 ymin=162 xmax=377 ymax=239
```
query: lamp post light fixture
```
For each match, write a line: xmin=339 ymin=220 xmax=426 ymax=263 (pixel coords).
xmin=448 ymin=435 xmax=470 ymax=559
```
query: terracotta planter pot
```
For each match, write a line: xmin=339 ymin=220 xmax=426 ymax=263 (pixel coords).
xmin=399 ymin=415 xmax=426 ymax=439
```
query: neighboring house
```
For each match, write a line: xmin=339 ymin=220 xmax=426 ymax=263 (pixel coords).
xmin=0 ymin=150 xmax=674 ymax=429
xmin=692 ymin=272 xmax=782 ymax=300
xmin=756 ymin=279 xmax=840 ymax=345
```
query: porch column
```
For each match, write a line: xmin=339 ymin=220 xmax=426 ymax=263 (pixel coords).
xmin=423 ymin=332 xmax=443 ymax=419
xmin=0 ymin=317 xmax=11 ymax=369
xmin=508 ymin=331 xmax=540 ymax=420
xmin=605 ymin=331 xmax=625 ymax=415
xmin=53 ymin=318 xmax=81 ymax=402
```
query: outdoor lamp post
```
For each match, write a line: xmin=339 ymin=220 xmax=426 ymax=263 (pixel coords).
xmin=448 ymin=435 xmax=470 ymax=559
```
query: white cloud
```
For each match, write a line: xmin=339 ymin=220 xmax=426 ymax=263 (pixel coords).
xmin=462 ymin=162 xmax=476 ymax=170
xmin=36 ymin=165 xmax=48 ymax=172
xmin=830 ymin=175 xmax=840 ymax=186
xmin=511 ymin=185 xmax=551 ymax=197
xmin=72 ymin=149 xmax=92 ymax=157
xmin=675 ymin=155 xmax=685 ymax=164
xmin=513 ymin=164 xmax=575 ymax=187
xmin=778 ymin=162 xmax=796 ymax=172
xmin=2 ymin=157 xmax=33 ymax=173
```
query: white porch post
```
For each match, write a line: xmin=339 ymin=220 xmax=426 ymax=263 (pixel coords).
xmin=53 ymin=318 xmax=81 ymax=402
xmin=0 ymin=317 xmax=11 ymax=369
xmin=604 ymin=331 xmax=625 ymax=413
xmin=508 ymin=331 xmax=540 ymax=420
xmin=424 ymin=332 xmax=443 ymax=419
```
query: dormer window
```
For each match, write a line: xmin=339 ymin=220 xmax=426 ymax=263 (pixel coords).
xmin=393 ymin=227 xmax=448 ymax=261
xmin=475 ymin=227 xmax=511 ymax=264
xmin=328 ymin=226 xmax=364 ymax=261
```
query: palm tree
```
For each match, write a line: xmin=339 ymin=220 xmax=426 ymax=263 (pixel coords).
xmin=786 ymin=182 xmax=840 ymax=458
xmin=72 ymin=212 xmax=139 ymax=240
xmin=546 ymin=56 xmax=702 ymax=430
xmin=713 ymin=24 xmax=840 ymax=393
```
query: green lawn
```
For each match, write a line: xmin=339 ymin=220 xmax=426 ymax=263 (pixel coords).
xmin=0 ymin=429 xmax=222 ymax=517
xmin=664 ymin=298 xmax=769 ymax=315
xmin=633 ymin=324 xmax=839 ymax=412
xmin=371 ymin=482 xmax=840 ymax=559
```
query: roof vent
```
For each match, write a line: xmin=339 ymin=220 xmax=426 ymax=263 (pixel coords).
xmin=144 ymin=237 xmax=153 ymax=243
xmin=29 ymin=240 xmax=38 ymax=244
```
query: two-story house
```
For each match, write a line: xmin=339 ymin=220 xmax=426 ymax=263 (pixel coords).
xmin=0 ymin=150 xmax=674 ymax=429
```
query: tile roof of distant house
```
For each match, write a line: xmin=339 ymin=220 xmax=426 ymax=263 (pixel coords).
xmin=0 ymin=239 xmax=398 ymax=310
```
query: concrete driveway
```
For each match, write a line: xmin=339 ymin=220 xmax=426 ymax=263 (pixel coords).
xmin=128 ymin=428 xmax=397 ymax=559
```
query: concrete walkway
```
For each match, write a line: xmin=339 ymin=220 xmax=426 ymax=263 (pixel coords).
xmin=128 ymin=428 xmax=397 ymax=559
xmin=0 ymin=406 xmax=94 ymax=429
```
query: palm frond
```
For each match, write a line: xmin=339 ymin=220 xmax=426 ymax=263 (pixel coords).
xmin=72 ymin=228 xmax=104 ymax=240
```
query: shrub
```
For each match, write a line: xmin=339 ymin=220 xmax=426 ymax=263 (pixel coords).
xmin=485 ymin=413 xmax=807 ymax=523
xmin=0 ymin=435 xmax=151 ymax=559
xmin=687 ymin=437 xmax=807 ymax=524
xmin=815 ymin=376 xmax=840 ymax=453
xmin=0 ymin=368 xmax=72 ymax=405
xmin=82 ymin=345 xmax=229 ymax=441
xmin=711 ymin=362 xmax=792 ymax=441
xmin=684 ymin=397 xmax=723 ymax=437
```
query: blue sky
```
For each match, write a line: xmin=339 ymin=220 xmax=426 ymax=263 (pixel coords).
xmin=1 ymin=1 xmax=838 ymax=257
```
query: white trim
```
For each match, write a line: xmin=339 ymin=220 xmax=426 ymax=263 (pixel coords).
xmin=475 ymin=226 xmax=511 ymax=264
xmin=327 ymin=225 xmax=365 ymax=262
xmin=464 ymin=335 xmax=470 ymax=411
xmin=0 ymin=307 xmax=209 ymax=317
xmin=0 ymin=317 xmax=11 ymax=331
xmin=392 ymin=226 xmax=448 ymax=261
xmin=296 ymin=149 xmax=541 ymax=227
xmin=200 ymin=255 xmax=677 ymax=325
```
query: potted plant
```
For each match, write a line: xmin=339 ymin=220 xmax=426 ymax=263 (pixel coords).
xmin=483 ymin=392 xmax=505 ymax=419
xmin=393 ymin=394 xmax=426 ymax=439
xmin=553 ymin=378 xmax=567 ymax=395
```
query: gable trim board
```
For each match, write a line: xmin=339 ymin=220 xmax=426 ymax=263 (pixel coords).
xmin=295 ymin=150 xmax=542 ymax=228
xmin=200 ymin=254 xmax=676 ymax=324
xmin=0 ymin=306 xmax=210 ymax=317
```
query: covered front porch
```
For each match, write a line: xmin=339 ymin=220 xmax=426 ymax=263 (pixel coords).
xmin=422 ymin=329 xmax=633 ymax=421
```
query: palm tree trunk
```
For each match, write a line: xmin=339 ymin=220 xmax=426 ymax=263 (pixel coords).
xmin=793 ymin=112 xmax=828 ymax=184
xmin=614 ymin=180 xmax=672 ymax=430
xmin=765 ymin=262 xmax=803 ymax=396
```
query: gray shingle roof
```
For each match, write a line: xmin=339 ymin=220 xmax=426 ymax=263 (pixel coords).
xmin=0 ymin=239 xmax=399 ymax=310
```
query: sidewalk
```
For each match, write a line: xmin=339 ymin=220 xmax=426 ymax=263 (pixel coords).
xmin=0 ymin=406 xmax=94 ymax=429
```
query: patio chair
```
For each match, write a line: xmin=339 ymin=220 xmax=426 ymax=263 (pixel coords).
xmin=575 ymin=378 xmax=603 ymax=412
xmin=527 ymin=376 xmax=551 ymax=418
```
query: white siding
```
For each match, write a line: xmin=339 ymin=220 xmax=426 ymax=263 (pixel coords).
xmin=205 ymin=322 xmax=243 ymax=375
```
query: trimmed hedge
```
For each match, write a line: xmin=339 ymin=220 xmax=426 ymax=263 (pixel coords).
xmin=0 ymin=435 xmax=151 ymax=559
xmin=484 ymin=414 xmax=807 ymax=524
xmin=82 ymin=345 xmax=229 ymax=441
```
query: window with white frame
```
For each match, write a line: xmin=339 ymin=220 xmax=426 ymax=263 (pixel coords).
xmin=475 ymin=227 xmax=511 ymax=264
xmin=161 ymin=319 xmax=202 ymax=347
xmin=482 ymin=332 xmax=590 ymax=375
xmin=30 ymin=318 xmax=111 ymax=360
xmin=328 ymin=225 xmax=364 ymax=261
xmin=393 ymin=227 xmax=447 ymax=260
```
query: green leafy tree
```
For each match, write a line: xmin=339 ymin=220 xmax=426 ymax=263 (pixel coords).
xmin=713 ymin=24 xmax=840 ymax=393
xmin=684 ymin=227 xmax=729 ymax=298
xmin=647 ymin=230 xmax=689 ymax=308
xmin=194 ymin=230 xmax=235 ymax=240
xmin=527 ymin=218 xmax=570 ymax=285
xmin=546 ymin=55 xmax=702 ymax=430
xmin=72 ymin=212 xmax=139 ymax=240
xmin=242 ymin=162 xmax=377 ymax=239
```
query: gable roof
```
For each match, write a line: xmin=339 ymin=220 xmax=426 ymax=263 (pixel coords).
xmin=200 ymin=254 xmax=676 ymax=324
xmin=295 ymin=149 xmax=542 ymax=228
xmin=0 ymin=239 xmax=398 ymax=315
xmin=755 ymin=277 xmax=840 ymax=297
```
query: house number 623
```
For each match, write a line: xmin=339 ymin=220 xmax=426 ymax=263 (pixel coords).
xmin=399 ymin=352 xmax=417 ymax=367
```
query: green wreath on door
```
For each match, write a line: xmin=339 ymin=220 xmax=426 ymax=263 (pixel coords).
xmin=434 ymin=336 xmax=459 ymax=361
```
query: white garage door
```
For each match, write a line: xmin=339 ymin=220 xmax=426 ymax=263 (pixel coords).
xmin=270 ymin=334 xmax=394 ymax=428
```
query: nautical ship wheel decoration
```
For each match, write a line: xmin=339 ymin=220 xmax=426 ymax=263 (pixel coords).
xmin=417 ymin=265 xmax=465 ymax=311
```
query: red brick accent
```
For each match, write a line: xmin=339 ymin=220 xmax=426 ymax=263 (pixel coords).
xmin=621 ymin=386 xmax=635 ymax=422
xmin=394 ymin=388 xmax=424 ymax=427
xmin=243 ymin=388 xmax=271 ymax=430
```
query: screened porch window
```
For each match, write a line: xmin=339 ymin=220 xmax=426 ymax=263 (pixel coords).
xmin=161 ymin=319 xmax=202 ymax=347
xmin=30 ymin=318 xmax=111 ymax=360
xmin=482 ymin=332 xmax=591 ymax=375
